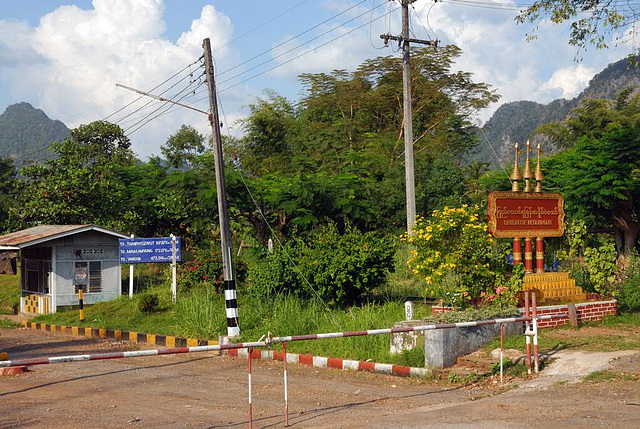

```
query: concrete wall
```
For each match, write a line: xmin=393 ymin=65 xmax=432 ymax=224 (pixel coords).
xmin=45 ymin=231 xmax=121 ymax=308
xmin=423 ymin=322 xmax=521 ymax=368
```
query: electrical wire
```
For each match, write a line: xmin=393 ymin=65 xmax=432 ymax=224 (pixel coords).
xmin=216 ymin=0 xmax=375 ymax=80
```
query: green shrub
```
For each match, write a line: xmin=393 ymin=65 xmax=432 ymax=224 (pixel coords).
xmin=616 ymin=253 xmax=640 ymax=313
xmin=138 ymin=292 xmax=160 ymax=313
xmin=179 ymin=246 xmax=224 ymax=291
xmin=585 ymin=242 xmax=617 ymax=295
xmin=297 ymin=222 xmax=396 ymax=306
xmin=246 ymin=223 xmax=397 ymax=306
xmin=245 ymin=244 xmax=303 ymax=298
xmin=406 ymin=204 xmax=509 ymax=306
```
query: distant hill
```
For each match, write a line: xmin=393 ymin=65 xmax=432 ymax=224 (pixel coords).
xmin=469 ymin=57 xmax=640 ymax=168
xmin=0 ymin=102 xmax=70 ymax=162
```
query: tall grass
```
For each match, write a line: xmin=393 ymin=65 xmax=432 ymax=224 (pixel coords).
xmin=0 ymin=274 xmax=20 ymax=315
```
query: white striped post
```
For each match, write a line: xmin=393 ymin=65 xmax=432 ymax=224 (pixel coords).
xmin=524 ymin=291 xmax=532 ymax=374
xmin=248 ymin=347 xmax=253 ymax=428
xmin=500 ymin=323 xmax=504 ymax=384
xmin=532 ymin=292 xmax=539 ymax=374
xmin=283 ymin=341 xmax=289 ymax=426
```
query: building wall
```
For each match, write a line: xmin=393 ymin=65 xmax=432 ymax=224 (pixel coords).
xmin=43 ymin=231 xmax=121 ymax=308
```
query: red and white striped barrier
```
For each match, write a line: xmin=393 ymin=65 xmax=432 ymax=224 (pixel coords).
xmin=227 ymin=348 xmax=430 ymax=377
xmin=0 ymin=314 xmax=562 ymax=369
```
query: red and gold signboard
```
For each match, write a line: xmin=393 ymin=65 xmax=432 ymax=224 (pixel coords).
xmin=488 ymin=191 xmax=565 ymax=238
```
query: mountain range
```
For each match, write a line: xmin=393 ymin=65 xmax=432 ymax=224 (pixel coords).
xmin=0 ymin=102 xmax=69 ymax=163
xmin=469 ymin=56 xmax=640 ymax=168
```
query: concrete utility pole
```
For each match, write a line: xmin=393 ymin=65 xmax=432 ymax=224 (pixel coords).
xmin=381 ymin=0 xmax=437 ymax=235
xmin=203 ymin=38 xmax=240 ymax=337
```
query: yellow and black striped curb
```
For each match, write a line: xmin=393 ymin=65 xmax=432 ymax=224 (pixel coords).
xmin=22 ymin=321 xmax=218 ymax=350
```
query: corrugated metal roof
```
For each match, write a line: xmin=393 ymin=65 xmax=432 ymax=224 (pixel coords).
xmin=0 ymin=225 xmax=129 ymax=249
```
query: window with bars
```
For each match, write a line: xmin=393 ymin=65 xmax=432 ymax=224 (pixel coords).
xmin=74 ymin=261 xmax=102 ymax=293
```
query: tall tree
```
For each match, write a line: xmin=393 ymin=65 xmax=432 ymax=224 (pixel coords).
xmin=13 ymin=121 xmax=135 ymax=229
xmin=161 ymin=124 xmax=206 ymax=169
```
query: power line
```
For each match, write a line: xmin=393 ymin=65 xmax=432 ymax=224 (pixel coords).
xmin=104 ymin=57 xmax=204 ymax=122
xmin=216 ymin=0 xmax=371 ymax=79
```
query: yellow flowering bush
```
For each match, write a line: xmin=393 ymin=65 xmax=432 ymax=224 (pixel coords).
xmin=406 ymin=204 xmax=507 ymax=305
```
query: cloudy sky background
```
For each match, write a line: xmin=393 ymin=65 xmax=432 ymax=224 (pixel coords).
xmin=0 ymin=0 xmax=633 ymax=159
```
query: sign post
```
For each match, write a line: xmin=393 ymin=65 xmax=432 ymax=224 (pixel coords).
xmin=119 ymin=237 xmax=182 ymax=302
xmin=171 ymin=234 xmax=177 ymax=304
xmin=129 ymin=234 xmax=134 ymax=298
xmin=73 ymin=267 xmax=88 ymax=321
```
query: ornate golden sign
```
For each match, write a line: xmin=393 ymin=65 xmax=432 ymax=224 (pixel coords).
xmin=488 ymin=191 xmax=565 ymax=238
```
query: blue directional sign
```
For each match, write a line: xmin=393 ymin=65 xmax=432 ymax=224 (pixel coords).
xmin=119 ymin=237 xmax=181 ymax=264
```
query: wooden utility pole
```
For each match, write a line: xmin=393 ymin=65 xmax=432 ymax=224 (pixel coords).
xmin=381 ymin=0 xmax=437 ymax=235
xmin=203 ymin=38 xmax=240 ymax=337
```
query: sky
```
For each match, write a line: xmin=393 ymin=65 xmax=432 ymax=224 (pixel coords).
xmin=0 ymin=0 xmax=633 ymax=159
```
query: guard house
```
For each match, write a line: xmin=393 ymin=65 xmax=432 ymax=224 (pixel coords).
xmin=0 ymin=225 xmax=128 ymax=315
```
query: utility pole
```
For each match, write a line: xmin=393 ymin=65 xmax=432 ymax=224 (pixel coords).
xmin=381 ymin=0 xmax=437 ymax=235
xmin=115 ymin=44 xmax=240 ymax=338
xmin=203 ymin=38 xmax=240 ymax=337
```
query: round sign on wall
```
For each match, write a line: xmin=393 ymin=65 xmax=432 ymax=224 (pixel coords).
xmin=73 ymin=268 xmax=88 ymax=285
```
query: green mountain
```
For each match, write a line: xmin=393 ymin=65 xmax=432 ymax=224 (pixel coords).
xmin=0 ymin=102 xmax=70 ymax=162
xmin=469 ymin=57 xmax=640 ymax=168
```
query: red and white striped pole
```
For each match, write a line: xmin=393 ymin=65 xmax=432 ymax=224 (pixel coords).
xmin=248 ymin=347 xmax=253 ymax=429
xmin=524 ymin=291 xmax=532 ymax=375
xmin=3 ymin=315 xmax=565 ymax=370
xmin=283 ymin=341 xmax=289 ymax=427
xmin=532 ymin=292 xmax=539 ymax=374
xmin=500 ymin=323 xmax=504 ymax=384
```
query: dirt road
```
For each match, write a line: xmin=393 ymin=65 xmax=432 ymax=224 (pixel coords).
xmin=1 ymin=327 xmax=639 ymax=428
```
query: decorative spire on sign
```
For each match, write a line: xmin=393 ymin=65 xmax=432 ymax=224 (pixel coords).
xmin=535 ymin=142 xmax=544 ymax=192
xmin=523 ymin=140 xmax=533 ymax=193
xmin=510 ymin=142 xmax=523 ymax=192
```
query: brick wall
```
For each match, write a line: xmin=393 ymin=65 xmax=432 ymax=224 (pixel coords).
xmin=527 ymin=300 xmax=617 ymax=329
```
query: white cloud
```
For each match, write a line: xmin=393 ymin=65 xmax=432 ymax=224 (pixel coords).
xmin=540 ymin=65 xmax=596 ymax=99
xmin=0 ymin=0 xmax=236 ymax=158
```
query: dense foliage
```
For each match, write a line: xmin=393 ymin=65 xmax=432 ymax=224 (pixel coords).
xmin=406 ymin=205 xmax=509 ymax=305
xmin=247 ymin=223 xmax=396 ymax=306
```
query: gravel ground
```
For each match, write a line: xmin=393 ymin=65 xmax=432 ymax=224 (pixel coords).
xmin=1 ymin=326 xmax=639 ymax=428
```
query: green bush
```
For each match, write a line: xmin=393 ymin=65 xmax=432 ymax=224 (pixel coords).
xmin=179 ymin=246 xmax=224 ymax=291
xmin=138 ymin=292 xmax=160 ymax=313
xmin=585 ymin=242 xmax=617 ymax=295
xmin=245 ymin=244 xmax=303 ymax=298
xmin=246 ymin=223 xmax=397 ymax=306
xmin=616 ymin=253 xmax=640 ymax=313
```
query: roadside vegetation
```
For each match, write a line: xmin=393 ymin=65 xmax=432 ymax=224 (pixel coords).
xmin=2 ymin=47 xmax=639 ymax=371
xmin=0 ymin=273 xmax=19 ymax=315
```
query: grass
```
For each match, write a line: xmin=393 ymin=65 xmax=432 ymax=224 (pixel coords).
xmin=0 ymin=274 xmax=20 ymax=315
xmin=0 ymin=318 xmax=21 ymax=329
xmin=583 ymin=370 xmax=638 ymax=383
xmin=484 ymin=312 xmax=640 ymax=355
xmin=33 ymin=284 xmax=430 ymax=366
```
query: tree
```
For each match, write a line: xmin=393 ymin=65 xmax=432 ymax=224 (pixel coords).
xmin=516 ymin=1 xmax=630 ymax=51
xmin=13 ymin=121 xmax=135 ymax=229
xmin=545 ymin=126 xmax=640 ymax=255
xmin=237 ymin=91 xmax=297 ymax=175
xmin=0 ymin=158 xmax=17 ymax=232
xmin=161 ymin=124 xmax=206 ymax=169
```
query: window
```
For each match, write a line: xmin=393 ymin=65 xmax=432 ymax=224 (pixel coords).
xmin=24 ymin=259 xmax=50 ymax=293
xmin=74 ymin=261 xmax=102 ymax=293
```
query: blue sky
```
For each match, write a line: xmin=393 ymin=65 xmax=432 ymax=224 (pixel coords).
xmin=0 ymin=1 xmax=632 ymax=159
